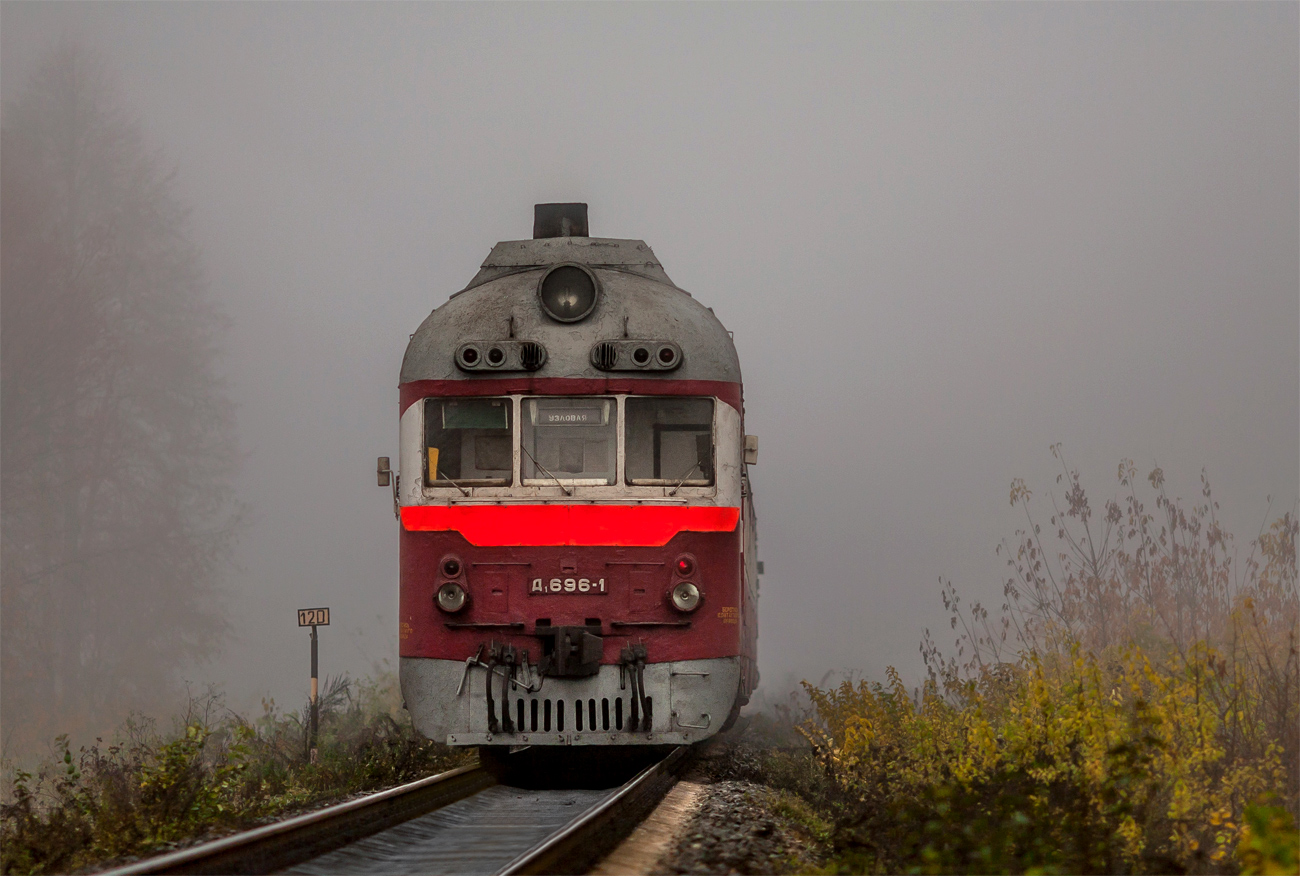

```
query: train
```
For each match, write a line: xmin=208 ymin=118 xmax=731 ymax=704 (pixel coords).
xmin=380 ymin=204 xmax=758 ymax=756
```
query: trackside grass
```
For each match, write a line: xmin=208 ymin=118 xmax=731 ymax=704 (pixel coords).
xmin=1 ymin=674 xmax=471 ymax=875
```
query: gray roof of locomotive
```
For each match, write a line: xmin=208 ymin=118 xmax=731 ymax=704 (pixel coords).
xmin=400 ymin=237 xmax=742 ymax=384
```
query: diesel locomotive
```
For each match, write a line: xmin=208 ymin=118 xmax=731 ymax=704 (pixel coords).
xmin=380 ymin=204 xmax=758 ymax=752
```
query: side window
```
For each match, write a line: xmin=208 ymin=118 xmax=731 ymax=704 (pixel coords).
xmin=625 ymin=397 xmax=714 ymax=485
xmin=522 ymin=397 xmax=616 ymax=485
xmin=424 ymin=397 xmax=513 ymax=486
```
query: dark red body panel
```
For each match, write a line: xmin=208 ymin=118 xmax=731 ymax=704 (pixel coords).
xmin=399 ymin=528 xmax=742 ymax=663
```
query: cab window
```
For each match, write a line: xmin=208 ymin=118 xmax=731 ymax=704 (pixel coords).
xmin=424 ymin=397 xmax=513 ymax=486
xmin=522 ymin=397 xmax=616 ymax=485
xmin=625 ymin=397 xmax=714 ymax=486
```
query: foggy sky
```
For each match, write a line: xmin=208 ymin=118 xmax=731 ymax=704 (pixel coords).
xmin=3 ymin=3 xmax=1296 ymax=717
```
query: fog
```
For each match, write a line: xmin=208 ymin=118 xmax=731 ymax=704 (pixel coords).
xmin=3 ymin=3 xmax=1296 ymax=725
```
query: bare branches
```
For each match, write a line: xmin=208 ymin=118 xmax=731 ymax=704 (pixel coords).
xmin=931 ymin=446 xmax=1298 ymax=815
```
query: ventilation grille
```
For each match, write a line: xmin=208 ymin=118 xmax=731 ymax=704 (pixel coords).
xmin=591 ymin=342 xmax=618 ymax=370
xmin=519 ymin=341 xmax=546 ymax=371
xmin=498 ymin=696 xmax=653 ymax=734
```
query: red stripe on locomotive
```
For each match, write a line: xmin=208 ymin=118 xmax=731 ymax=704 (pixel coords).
xmin=399 ymin=504 xmax=740 ymax=546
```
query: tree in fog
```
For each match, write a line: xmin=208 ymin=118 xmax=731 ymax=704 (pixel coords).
xmin=1 ymin=43 xmax=240 ymax=757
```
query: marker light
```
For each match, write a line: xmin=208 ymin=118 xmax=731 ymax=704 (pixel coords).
xmin=676 ymin=557 xmax=695 ymax=576
xmin=670 ymin=582 xmax=701 ymax=613
xmin=436 ymin=582 xmax=467 ymax=613
xmin=442 ymin=557 xmax=462 ymax=577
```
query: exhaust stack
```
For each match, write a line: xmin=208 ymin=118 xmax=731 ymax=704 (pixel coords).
xmin=533 ymin=203 xmax=589 ymax=239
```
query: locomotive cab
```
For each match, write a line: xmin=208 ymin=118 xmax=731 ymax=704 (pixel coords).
xmin=390 ymin=205 xmax=758 ymax=748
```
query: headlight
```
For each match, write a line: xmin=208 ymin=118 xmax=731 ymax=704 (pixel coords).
xmin=670 ymin=581 xmax=701 ymax=613
xmin=538 ymin=264 xmax=598 ymax=323
xmin=436 ymin=582 xmax=467 ymax=613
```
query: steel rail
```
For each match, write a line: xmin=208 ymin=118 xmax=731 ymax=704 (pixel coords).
xmin=96 ymin=763 xmax=495 ymax=876
xmin=95 ymin=747 xmax=690 ymax=876
xmin=498 ymin=746 xmax=691 ymax=876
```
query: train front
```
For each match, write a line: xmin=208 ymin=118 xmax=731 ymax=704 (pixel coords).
xmin=393 ymin=204 xmax=758 ymax=749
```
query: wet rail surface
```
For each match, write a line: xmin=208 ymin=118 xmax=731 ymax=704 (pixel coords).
xmin=97 ymin=748 xmax=689 ymax=876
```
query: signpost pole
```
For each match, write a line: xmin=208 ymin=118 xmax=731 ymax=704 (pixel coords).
xmin=296 ymin=606 xmax=329 ymax=763
xmin=309 ymin=624 xmax=319 ymax=761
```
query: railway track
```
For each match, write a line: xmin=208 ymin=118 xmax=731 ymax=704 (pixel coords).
xmin=98 ymin=747 xmax=690 ymax=876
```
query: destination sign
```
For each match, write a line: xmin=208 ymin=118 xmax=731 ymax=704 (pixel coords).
xmin=542 ymin=409 xmax=602 ymax=425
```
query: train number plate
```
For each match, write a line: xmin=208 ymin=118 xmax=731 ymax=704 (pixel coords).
xmin=530 ymin=577 xmax=607 ymax=595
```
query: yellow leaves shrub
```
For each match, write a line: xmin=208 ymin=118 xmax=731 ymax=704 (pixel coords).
xmin=795 ymin=458 xmax=1297 ymax=874
xmin=802 ymin=644 xmax=1291 ymax=873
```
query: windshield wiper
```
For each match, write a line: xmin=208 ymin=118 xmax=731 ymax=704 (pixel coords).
xmin=667 ymin=461 xmax=702 ymax=497
xmin=436 ymin=469 xmax=471 ymax=497
xmin=520 ymin=444 xmax=573 ymax=496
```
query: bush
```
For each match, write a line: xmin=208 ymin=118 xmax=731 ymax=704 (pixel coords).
xmin=1 ymin=673 xmax=471 ymax=875
xmin=788 ymin=453 xmax=1297 ymax=875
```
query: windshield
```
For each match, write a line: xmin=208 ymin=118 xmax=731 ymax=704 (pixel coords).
xmin=521 ymin=397 xmax=616 ymax=485
xmin=419 ymin=395 xmax=719 ymax=491
xmin=625 ymin=396 xmax=715 ymax=486
xmin=424 ymin=397 xmax=513 ymax=485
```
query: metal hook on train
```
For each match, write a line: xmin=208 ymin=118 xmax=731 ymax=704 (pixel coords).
xmin=458 ymin=644 xmax=543 ymax=699
xmin=498 ymin=645 xmax=516 ymax=734
xmin=484 ymin=648 xmax=499 ymax=735
xmin=456 ymin=644 xmax=485 ymax=697
xmin=515 ymin=650 xmax=540 ymax=693
xmin=619 ymin=642 xmax=651 ymax=732
xmin=636 ymin=661 xmax=652 ymax=731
